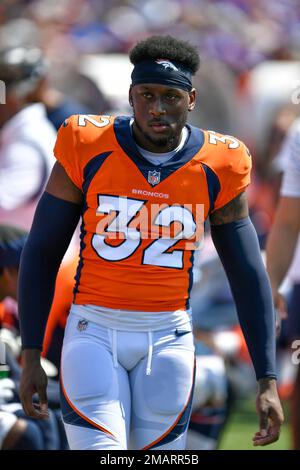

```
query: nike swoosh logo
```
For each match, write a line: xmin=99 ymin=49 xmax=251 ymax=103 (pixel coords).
xmin=174 ymin=329 xmax=191 ymax=337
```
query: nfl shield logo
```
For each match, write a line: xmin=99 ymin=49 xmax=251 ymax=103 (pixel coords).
xmin=77 ymin=319 xmax=88 ymax=332
xmin=148 ymin=170 xmax=161 ymax=186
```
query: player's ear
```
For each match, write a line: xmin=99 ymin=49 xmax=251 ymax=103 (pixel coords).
xmin=188 ymin=88 xmax=196 ymax=111
xmin=129 ymin=86 xmax=133 ymax=107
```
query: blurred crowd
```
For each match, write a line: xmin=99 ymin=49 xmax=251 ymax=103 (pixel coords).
xmin=1 ymin=0 xmax=300 ymax=67
xmin=0 ymin=0 xmax=300 ymax=451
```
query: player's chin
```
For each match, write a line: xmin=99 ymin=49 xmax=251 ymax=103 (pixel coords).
xmin=152 ymin=129 xmax=179 ymax=145
xmin=147 ymin=133 xmax=171 ymax=147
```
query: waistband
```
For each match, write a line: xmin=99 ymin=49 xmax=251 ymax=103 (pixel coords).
xmin=70 ymin=303 xmax=192 ymax=332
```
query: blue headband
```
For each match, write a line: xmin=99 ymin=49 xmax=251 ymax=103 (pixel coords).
xmin=0 ymin=234 xmax=27 ymax=268
xmin=131 ymin=59 xmax=193 ymax=92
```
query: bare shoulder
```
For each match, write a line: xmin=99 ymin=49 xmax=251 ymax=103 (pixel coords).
xmin=45 ymin=162 xmax=83 ymax=205
xmin=209 ymin=191 xmax=248 ymax=225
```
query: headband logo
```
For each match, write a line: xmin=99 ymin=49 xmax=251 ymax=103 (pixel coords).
xmin=155 ymin=59 xmax=178 ymax=71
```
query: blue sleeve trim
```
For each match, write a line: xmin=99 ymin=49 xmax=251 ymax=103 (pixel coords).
xmin=18 ymin=192 xmax=81 ymax=350
xmin=201 ymin=163 xmax=221 ymax=214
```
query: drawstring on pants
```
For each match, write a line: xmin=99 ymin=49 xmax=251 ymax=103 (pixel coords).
xmin=146 ymin=331 xmax=153 ymax=376
xmin=112 ymin=329 xmax=118 ymax=368
xmin=111 ymin=329 xmax=153 ymax=375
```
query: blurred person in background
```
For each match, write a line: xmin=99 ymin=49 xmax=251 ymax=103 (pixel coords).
xmin=0 ymin=224 xmax=72 ymax=449
xmin=0 ymin=46 xmax=56 ymax=230
xmin=17 ymin=34 xmax=283 ymax=450
xmin=0 ymin=43 xmax=82 ymax=269
xmin=0 ymin=18 xmax=105 ymax=130
xmin=266 ymin=116 xmax=300 ymax=450
xmin=0 ymin=409 xmax=44 ymax=450
xmin=0 ymin=224 xmax=77 ymax=373
xmin=187 ymin=238 xmax=254 ymax=450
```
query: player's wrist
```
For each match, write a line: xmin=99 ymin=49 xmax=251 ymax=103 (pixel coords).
xmin=21 ymin=348 xmax=42 ymax=366
xmin=258 ymin=376 xmax=277 ymax=391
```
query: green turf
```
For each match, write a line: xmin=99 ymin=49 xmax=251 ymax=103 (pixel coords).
xmin=218 ymin=398 xmax=291 ymax=450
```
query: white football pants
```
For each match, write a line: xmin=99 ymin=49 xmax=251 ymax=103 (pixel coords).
xmin=60 ymin=311 xmax=195 ymax=450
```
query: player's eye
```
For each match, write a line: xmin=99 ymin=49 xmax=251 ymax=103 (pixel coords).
xmin=165 ymin=94 xmax=179 ymax=102
xmin=143 ymin=92 xmax=153 ymax=99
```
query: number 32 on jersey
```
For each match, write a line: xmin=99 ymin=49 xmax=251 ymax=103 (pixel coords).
xmin=91 ymin=195 xmax=203 ymax=269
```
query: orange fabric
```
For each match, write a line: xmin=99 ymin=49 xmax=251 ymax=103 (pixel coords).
xmin=200 ymin=130 xmax=252 ymax=211
xmin=0 ymin=298 xmax=18 ymax=330
xmin=42 ymin=256 xmax=78 ymax=357
xmin=53 ymin=116 xmax=251 ymax=312
xmin=231 ymin=325 xmax=251 ymax=363
xmin=0 ymin=302 xmax=4 ymax=323
xmin=54 ymin=115 xmax=114 ymax=190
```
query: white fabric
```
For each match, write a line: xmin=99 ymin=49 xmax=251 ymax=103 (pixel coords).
xmin=0 ymin=411 xmax=17 ymax=449
xmin=278 ymin=119 xmax=300 ymax=198
xmin=186 ymin=429 xmax=216 ymax=450
xmin=61 ymin=311 xmax=195 ymax=450
xmin=275 ymin=117 xmax=300 ymax=282
xmin=146 ymin=331 xmax=153 ymax=376
xmin=112 ymin=329 xmax=118 ymax=369
xmin=0 ymin=378 xmax=15 ymax=404
xmin=191 ymin=355 xmax=227 ymax=410
xmin=0 ymin=103 xmax=56 ymax=228
xmin=70 ymin=303 xmax=192 ymax=332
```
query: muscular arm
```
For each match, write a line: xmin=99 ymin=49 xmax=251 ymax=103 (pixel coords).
xmin=19 ymin=162 xmax=82 ymax=418
xmin=210 ymin=191 xmax=248 ymax=225
xmin=209 ymin=191 xmax=275 ymax=380
xmin=19 ymin=162 xmax=82 ymax=350
xmin=209 ymin=191 xmax=283 ymax=445
xmin=45 ymin=161 xmax=83 ymax=204
xmin=266 ymin=196 xmax=300 ymax=292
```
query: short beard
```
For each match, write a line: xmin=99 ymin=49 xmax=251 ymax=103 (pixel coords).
xmin=133 ymin=117 xmax=171 ymax=148
xmin=134 ymin=112 xmax=187 ymax=151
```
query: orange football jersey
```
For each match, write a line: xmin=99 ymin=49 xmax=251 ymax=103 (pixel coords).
xmin=53 ymin=115 xmax=251 ymax=311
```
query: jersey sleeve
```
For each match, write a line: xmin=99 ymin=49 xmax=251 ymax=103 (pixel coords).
xmin=53 ymin=115 xmax=82 ymax=189
xmin=53 ymin=114 xmax=114 ymax=190
xmin=212 ymin=139 xmax=252 ymax=212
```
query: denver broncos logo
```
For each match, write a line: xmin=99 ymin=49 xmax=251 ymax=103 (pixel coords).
xmin=155 ymin=59 xmax=178 ymax=71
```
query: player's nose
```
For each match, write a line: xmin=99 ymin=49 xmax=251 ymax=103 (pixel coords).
xmin=149 ymin=98 xmax=166 ymax=116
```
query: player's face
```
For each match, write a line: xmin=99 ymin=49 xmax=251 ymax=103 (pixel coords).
xmin=130 ymin=84 xmax=196 ymax=153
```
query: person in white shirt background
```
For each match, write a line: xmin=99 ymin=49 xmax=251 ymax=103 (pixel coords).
xmin=0 ymin=46 xmax=56 ymax=230
xmin=267 ymin=116 xmax=300 ymax=450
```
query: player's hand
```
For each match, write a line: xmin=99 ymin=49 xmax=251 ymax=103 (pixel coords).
xmin=253 ymin=377 xmax=284 ymax=446
xmin=19 ymin=349 xmax=49 ymax=420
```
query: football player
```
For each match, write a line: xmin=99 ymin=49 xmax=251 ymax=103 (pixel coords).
xmin=18 ymin=35 xmax=283 ymax=450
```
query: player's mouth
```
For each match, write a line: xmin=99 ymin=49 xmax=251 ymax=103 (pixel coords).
xmin=149 ymin=120 xmax=170 ymax=133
